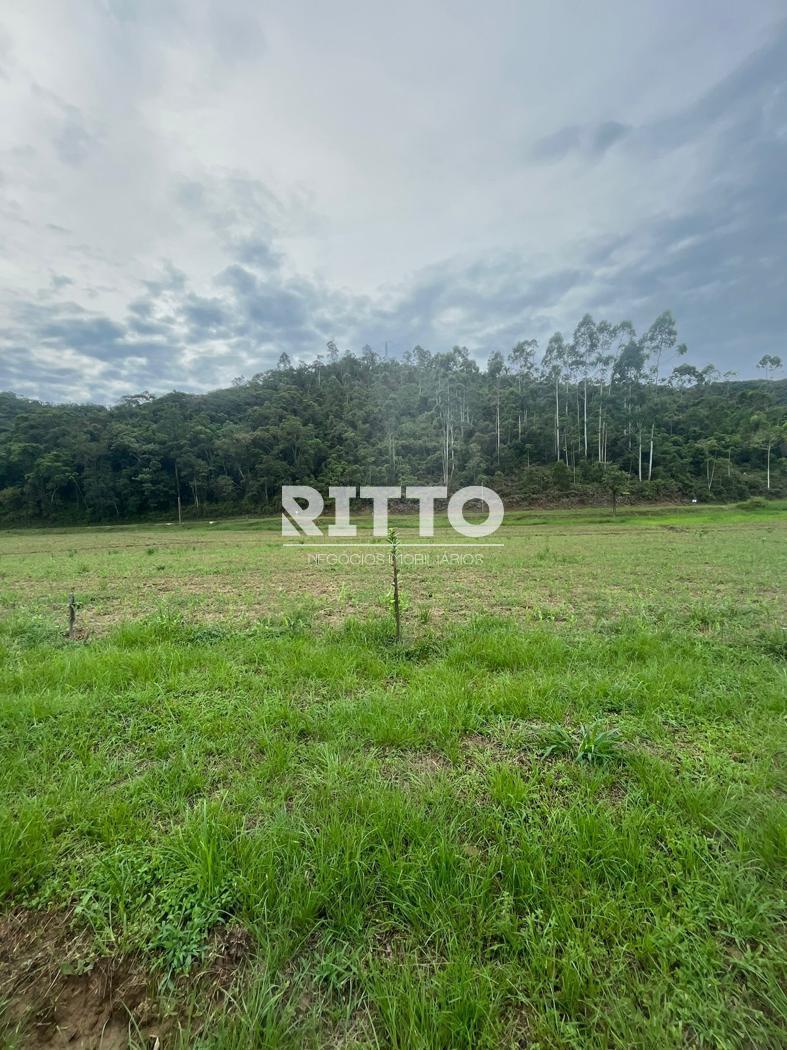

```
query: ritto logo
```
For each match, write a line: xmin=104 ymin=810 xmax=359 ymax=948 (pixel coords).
xmin=281 ymin=485 xmax=504 ymax=540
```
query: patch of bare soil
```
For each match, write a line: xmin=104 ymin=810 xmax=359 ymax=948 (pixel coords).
xmin=0 ymin=909 xmax=155 ymax=1049
xmin=0 ymin=910 xmax=253 ymax=1049
xmin=375 ymin=748 xmax=452 ymax=787
xmin=461 ymin=732 xmax=533 ymax=767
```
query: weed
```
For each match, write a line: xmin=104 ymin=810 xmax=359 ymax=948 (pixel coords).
xmin=575 ymin=722 xmax=624 ymax=764
xmin=539 ymin=724 xmax=574 ymax=758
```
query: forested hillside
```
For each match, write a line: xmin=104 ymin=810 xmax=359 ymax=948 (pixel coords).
xmin=0 ymin=312 xmax=784 ymax=524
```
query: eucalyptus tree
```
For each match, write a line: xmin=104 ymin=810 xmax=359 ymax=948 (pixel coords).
xmin=571 ymin=314 xmax=599 ymax=458
xmin=640 ymin=311 xmax=687 ymax=480
xmin=757 ymin=355 xmax=782 ymax=381
xmin=508 ymin=339 xmax=538 ymax=441
xmin=486 ymin=351 xmax=506 ymax=464
xmin=613 ymin=333 xmax=647 ymax=476
xmin=594 ymin=320 xmax=631 ymax=465
xmin=541 ymin=333 xmax=569 ymax=462
xmin=697 ymin=437 xmax=720 ymax=494
xmin=670 ymin=363 xmax=704 ymax=387
xmin=750 ymin=412 xmax=785 ymax=491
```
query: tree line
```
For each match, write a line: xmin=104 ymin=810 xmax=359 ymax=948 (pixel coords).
xmin=0 ymin=311 xmax=784 ymax=524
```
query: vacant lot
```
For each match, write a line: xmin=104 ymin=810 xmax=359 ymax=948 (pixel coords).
xmin=1 ymin=504 xmax=785 ymax=1048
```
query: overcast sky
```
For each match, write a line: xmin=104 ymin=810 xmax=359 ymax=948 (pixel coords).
xmin=1 ymin=1 xmax=785 ymax=403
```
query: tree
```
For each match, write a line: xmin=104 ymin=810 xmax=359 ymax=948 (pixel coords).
xmin=697 ymin=438 xmax=720 ymax=494
xmin=670 ymin=363 xmax=704 ymax=388
xmin=750 ymin=412 xmax=785 ymax=492
xmin=640 ymin=313 xmax=688 ymax=480
xmin=571 ymin=314 xmax=598 ymax=458
xmin=487 ymin=352 xmax=506 ymax=464
xmin=508 ymin=339 xmax=538 ymax=442
xmin=542 ymin=333 xmax=568 ymax=463
xmin=757 ymin=355 xmax=783 ymax=381
xmin=603 ymin=465 xmax=630 ymax=517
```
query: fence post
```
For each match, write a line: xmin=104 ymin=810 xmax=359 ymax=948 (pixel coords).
xmin=388 ymin=529 xmax=401 ymax=643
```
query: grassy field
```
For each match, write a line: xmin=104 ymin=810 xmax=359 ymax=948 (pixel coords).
xmin=0 ymin=503 xmax=785 ymax=1048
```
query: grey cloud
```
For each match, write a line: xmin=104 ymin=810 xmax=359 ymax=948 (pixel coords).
xmin=30 ymin=83 xmax=102 ymax=166
xmin=49 ymin=274 xmax=73 ymax=291
xmin=176 ymin=174 xmax=283 ymax=240
xmin=530 ymin=125 xmax=582 ymax=162
xmin=143 ymin=264 xmax=188 ymax=296
xmin=181 ymin=294 xmax=228 ymax=340
xmin=53 ymin=113 xmax=98 ymax=166
xmin=530 ymin=121 xmax=631 ymax=162
xmin=207 ymin=7 xmax=265 ymax=64
xmin=2 ymin=8 xmax=786 ymax=402
xmin=213 ymin=264 xmax=333 ymax=350
xmin=530 ymin=20 xmax=786 ymax=168
xmin=128 ymin=298 xmax=154 ymax=318
xmin=590 ymin=121 xmax=630 ymax=155
xmin=39 ymin=315 xmax=126 ymax=356
xmin=644 ymin=21 xmax=787 ymax=153
xmin=216 ymin=264 xmax=257 ymax=297
xmin=352 ymin=257 xmax=587 ymax=362
xmin=0 ymin=26 xmax=12 ymax=80
xmin=234 ymin=237 xmax=283 ymax=271
xmin=127 ymin=315 xmax=173 ymax=337
xmin=594 ymin=38 xmax=787 ymax=367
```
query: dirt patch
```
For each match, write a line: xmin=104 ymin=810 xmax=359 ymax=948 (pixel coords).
xmin=199 ymin=924 xmax=255 ymax=993
xmin=376 ymin=748 xmax=452 ymax=786
xmin=0 ymin=909 xmax=253 ymax=1049
xmin=0 ymin=909 xmax=157 ymax=1048
xmin=461 ymin=732 xmax=534 ymax=768
xmin=402 ymin=751 xmax=451 ymax=776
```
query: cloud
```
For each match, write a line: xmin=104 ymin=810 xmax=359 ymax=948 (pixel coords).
xmin=52 ymin=109 xmax=99 ymax=166
xmin=48 ymin=273 xmax=73 ymax=291
xmin=530 ymin=121 xmax=631 ymax=162
xmin=29 ymin=83 xmax=103 ymax=166
xmin=182 ymin=294 xmax=228 ymax=334
xmin=206 ymin=6 xmax=265 ymax=65
xmin=234 ymin=237 xmax=283 ymax=271
xmin=590 ymin=121 xmax=630 ymax=156
xmin=0 ymin=3 xmax=785 ymax=402
xmin=530 ymin=124 xmax=583 ymax=162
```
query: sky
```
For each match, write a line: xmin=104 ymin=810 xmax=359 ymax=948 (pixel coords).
xmin=0 ymin=0 xmax=785 ymax=404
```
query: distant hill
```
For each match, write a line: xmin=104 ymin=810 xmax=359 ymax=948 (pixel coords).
xmin=1 ymin=319 xmax=785 ymax=524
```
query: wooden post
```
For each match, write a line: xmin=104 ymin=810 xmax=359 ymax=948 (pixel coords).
xmin=175 ymin=464 xmax=183 ymax=525
xmin=389 ymin=528 xmax=401 ymax=644
xmin=67 ymin=593 xmax=76 ymax=639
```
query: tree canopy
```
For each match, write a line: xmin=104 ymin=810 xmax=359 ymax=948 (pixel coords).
xmin=0 ymin=312 xmax=784 ymax=524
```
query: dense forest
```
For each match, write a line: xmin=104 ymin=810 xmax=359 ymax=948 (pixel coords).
xmin=0 ymin=312 xmax=784 ymax=524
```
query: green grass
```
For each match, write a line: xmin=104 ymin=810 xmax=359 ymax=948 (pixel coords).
xmin=1 ymin=501 xmax=785 ymax=639
xmin=0 ymin=504 xmax=785 ymax=1047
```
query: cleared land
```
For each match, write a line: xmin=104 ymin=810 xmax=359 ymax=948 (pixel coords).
xmin=0 ymin=504 xmax=785 ymax=1048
